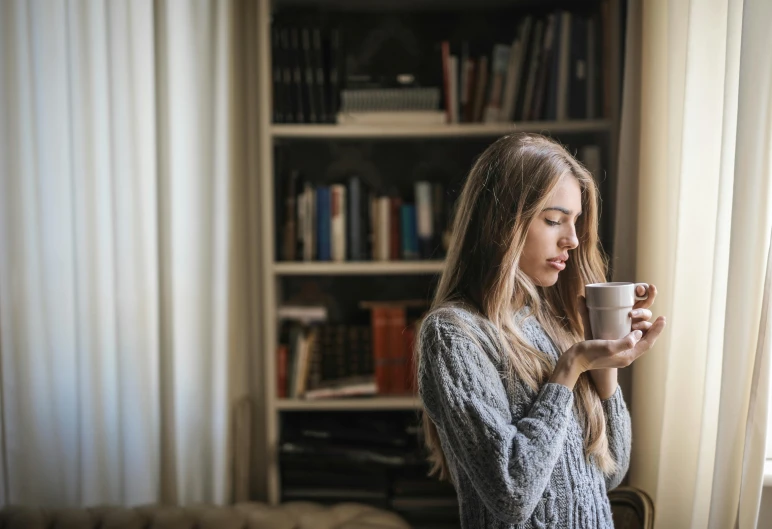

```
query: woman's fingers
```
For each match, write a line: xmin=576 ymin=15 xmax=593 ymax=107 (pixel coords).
xmin=630 ymin=308 xmax=653 ymax=322
xmin=605 ymin=331 xmax=643 ymax=355
xmin=633 ymin=283 xmax=658 ymax=310
xmin=632 ymin=320 xmax=653 ymax=332
xmin=631 ymin=316 xmax=667 ymax=357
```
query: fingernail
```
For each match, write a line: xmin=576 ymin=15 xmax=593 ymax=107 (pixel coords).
xmin=631 ymin=310 xmax=639 ymax=316
xmin=634 ymin=330 xmax=643 ymax=339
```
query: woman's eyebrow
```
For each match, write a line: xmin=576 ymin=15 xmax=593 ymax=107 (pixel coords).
xmin=544 ymin=207 xmax=582 ymax=216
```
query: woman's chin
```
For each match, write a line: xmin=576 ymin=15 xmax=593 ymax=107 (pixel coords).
xmin=538 ymin=270 xmax=560 ymax=287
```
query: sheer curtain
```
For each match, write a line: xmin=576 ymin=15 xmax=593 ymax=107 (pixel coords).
xmin=612 ymin=0 xmax=772 ymax=527
xmin=0 ymin=0 xmax=253 ymax=506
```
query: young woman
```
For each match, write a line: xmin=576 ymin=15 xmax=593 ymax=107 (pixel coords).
xmin=416 ymin=133 xmax=667 ymax=528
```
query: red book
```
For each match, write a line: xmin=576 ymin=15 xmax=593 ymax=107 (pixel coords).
xmin=387 ymin=307 xmax=408 ymax=395
xmin=371 ymin=307 xmax=390 ymax=394
xmin=403 ymin=322 xmax=417 ymax=395
xmin=277 ymin=344 xmax=288 ymax=398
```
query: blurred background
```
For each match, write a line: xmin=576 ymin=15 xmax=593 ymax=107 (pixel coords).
xmin=0 ymin=0 xmax=771 ymax=528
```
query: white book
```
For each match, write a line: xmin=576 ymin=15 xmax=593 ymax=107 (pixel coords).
xmin=330 ymin=184 xmax=346 ymax=262
xmin=277 ymin=305 xmax=327 ymax=323
xmin=556 ymin=12 xmax=573 ymax=121
xmin=415 ymin=182 xmax=433 ymax=237
xmin=376 ymin=196 xmax=391 ymax=261
xmin=335 ymin=111 xmax=446 ymax=125
xmin=301 ymin=184 xmax=316 ymax=261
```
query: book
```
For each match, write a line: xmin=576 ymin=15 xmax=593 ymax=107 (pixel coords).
xmin=303 ymin=376 xmax=378 ymax=400
xmin=335 ymin=110 xmax=446 ymax=125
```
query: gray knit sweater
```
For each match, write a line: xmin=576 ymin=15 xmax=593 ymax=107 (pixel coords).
xmin=418 ymin=306 xmax=631 ymax=528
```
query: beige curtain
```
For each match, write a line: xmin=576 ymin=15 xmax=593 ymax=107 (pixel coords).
xmin=0 ymin=0 xmax=253 ymax=505
xmin=613 ymin=0 xmax=772 ymax=527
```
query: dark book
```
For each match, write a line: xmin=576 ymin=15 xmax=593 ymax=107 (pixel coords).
xmin=519 ymin=18 xmax=544 ymax=121
xmin=289 ymin=27 xmax=306 ymax=123
xmin=544 ymin=12 xmax=564 ymax=121
xmin=277 ymin=27 xmax=295 ymax=123
xmin=312 ymin=28 xmax=328 ymax=123
xmin=271 ymin=27 xmax=284 ymax=123
xmin=531 ymin=13 xmax=557 ymax=120
xmin=569 ymin=16 xmax=589 ymax=119
xmin=281 ymin=169 xmax=301 ymax=261
xmin=301 ymin=28 xmax=317 ymax=123
xmin=326 ymin=28 xmax=342 ymax=121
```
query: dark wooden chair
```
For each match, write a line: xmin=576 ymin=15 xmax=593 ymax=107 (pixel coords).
xmin=609 ymin=486 xmax=655 ymax=529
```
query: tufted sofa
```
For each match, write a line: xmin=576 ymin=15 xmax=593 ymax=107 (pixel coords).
xmin=0 ymin=501 xmax=411 ymax=529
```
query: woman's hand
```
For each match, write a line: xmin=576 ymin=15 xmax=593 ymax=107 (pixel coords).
xmin=549 ymin=284 xmax=667 ymax=391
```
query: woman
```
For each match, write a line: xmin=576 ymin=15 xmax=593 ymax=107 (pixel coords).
xmin=416 ymin=133 xmax=667 ymax=528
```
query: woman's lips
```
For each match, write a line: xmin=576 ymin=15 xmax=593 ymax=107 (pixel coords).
xmin=547 ymin=259 xmax=566 ymax=271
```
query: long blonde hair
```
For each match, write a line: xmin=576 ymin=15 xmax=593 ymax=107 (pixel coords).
xmin=417 ymin=133 xmax=615 ymax=481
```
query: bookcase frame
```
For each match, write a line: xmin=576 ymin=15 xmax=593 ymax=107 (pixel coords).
xmin=254 ymin=0 xmax=623 ymax=505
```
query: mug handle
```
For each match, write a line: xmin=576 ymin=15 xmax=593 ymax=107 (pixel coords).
xmin=635 ymin=283 xmax=650 ymax=301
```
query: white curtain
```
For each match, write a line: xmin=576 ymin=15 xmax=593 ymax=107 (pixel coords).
xmin=0 ymin=0 xmax=251 ymax=506
xmin=613 ymin=0 xmax=772 ymax=527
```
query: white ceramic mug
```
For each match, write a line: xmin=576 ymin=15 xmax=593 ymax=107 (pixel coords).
xmin=584 ymin=282 xmax=649 ymax=340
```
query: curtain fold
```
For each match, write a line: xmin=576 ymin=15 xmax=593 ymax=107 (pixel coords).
xmin=0 ymin=0 xmax=251 ymax=506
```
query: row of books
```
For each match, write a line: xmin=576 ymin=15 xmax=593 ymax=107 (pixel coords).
xmin=271 ymin=25 xmax=341 ymax=124
xmin=445 ymin=9 xmax=609 ymax=124
xmin=279 ymin=411 xmax=459 ymax=526
xmin=276 ymin=303 xmax=423 ymax=399
xmin=279 ymin=171 xmax=452 ymax=262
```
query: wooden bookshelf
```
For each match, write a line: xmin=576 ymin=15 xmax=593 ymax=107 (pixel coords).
xmin=276 ymin=397 xmax=421 ymax=411
xmin=255 ymin=0 xmax=624 ymax=508
xmin=273 ymin=260 xmax=445 ymax=275
xmin=271 ymin=120 xmax=612 ymax=139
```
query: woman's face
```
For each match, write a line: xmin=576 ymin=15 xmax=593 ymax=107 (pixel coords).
xmin=520 ymin=174 xmax=582 ymax=287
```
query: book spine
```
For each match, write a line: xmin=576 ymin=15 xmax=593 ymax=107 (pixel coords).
xmin=371 ymin=307 xmax=390 ymax=394
xmin=289 ymin=28 xmax=306 ymax=123
xmin=556 ymin=12 xmax=573 ymax=121
xmin=316 ymin=186 xmax=331 ymax=261
xmin=301 ymin=28 xmax=317 ymax=123
xmin=347 ymin=177 xmax=361 ymax=260
xmin=390 ymin=196 xmax=402 ymax=261
xmin=388 ymin=307 xmax=408 ymax=395
xmin=376 ymin=197 xmax=390 ymax=261
xmin=415 ymin=182 xmax=434 ymax=259
xmin=312 ymin=28 xmax=327 ymax=123
xmin=331 ymin=184 xmax=346 ymax=262
xmin=277 ymin=344 xmax=288 ymax=398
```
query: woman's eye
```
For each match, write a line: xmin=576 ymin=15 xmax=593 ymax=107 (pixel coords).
xmin=545 ymin=219 xmax=560 ymax=227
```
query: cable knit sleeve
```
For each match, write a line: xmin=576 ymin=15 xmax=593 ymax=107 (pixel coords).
xmin=601 ymin=385 xmax=632 ymax=491
xmin=418 ymin=315 xmax=574 ymax=525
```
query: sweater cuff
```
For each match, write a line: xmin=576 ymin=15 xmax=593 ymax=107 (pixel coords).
xmin=534 ymin=382 xmax=574 ymax=419
xmin=601 ymin=385 xmax=626 ymax=416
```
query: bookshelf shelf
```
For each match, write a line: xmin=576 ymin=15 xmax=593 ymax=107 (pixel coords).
xmin=272 ymin=120 xmax=612 ymax=139
xmin=276 ymin=397 xmax=422 ymax=411
xmin=273 ymin=260 xmax=445 ymax=275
